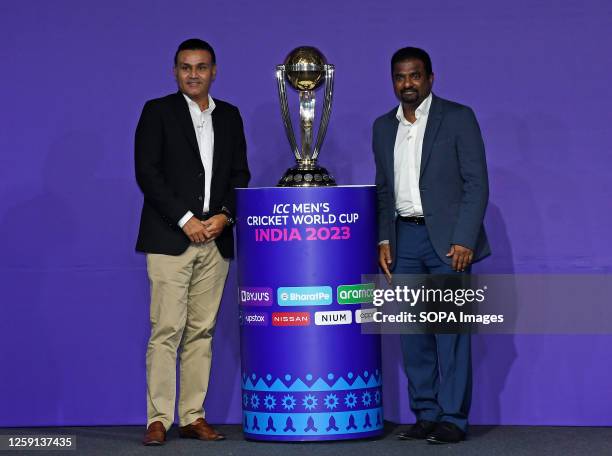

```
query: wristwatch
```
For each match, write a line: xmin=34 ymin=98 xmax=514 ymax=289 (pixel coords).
xmin=220 ymin=207 xmax=235 ymax=227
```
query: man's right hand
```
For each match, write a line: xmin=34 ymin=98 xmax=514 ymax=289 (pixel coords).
xmin=182 ymin=216 xmax=209 ymax=243
xmin=378 ymin=243 xmax=393 ymax=283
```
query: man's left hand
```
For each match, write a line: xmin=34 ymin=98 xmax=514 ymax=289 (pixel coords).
xmin=446 ymin=244 xmax=474 ymax=272
xmin=202 ymin=214 xmax=229 ymax=240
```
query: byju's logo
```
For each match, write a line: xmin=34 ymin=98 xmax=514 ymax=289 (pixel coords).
xmin=272 ymin=312 xmax=311 ymax=326
xmin=314 ymin=310 xmax=352 ymax=326
xmin=277 ymin=286 xmax=332 ymax=307
xmin=239 ymin=287 xmax=273 ymax=306
xmin=240 ymin=311 xmax=268 ymax=326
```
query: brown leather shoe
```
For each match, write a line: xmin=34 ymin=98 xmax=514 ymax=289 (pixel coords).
xmin=179 ymin=418 xmax=226 ymax=441
xmin=142 ymin=421 xmax=166 ymax=446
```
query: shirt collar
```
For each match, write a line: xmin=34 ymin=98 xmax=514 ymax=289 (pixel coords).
xmin=396 ymin=92 xmax=432 ymax=125
xmin=182 ymin=93 xmax=215 ymax=115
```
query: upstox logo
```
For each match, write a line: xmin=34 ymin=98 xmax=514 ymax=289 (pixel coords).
xmin=314 ymin=310 xmax=352 ymax=326
xmin=240 ymin=311 xmax=268 ymax=326
xmin=337 ymin=283 xmax=375 ymax=304
xmin=277 ymin=286 xmax=332 ymax=307
xmin=272 ymin=312 xmax=311 ymax=326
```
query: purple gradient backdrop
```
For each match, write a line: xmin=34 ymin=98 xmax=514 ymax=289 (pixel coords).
xmin=1 ymin=0 xmax=611 ymax=426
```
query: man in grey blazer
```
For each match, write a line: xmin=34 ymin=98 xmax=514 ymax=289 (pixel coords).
xmin=373 ymin=47 xmax=490 ymax=444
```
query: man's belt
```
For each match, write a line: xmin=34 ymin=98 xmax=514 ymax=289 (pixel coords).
xmin=398 ymin=215 xmax=426 ymax=225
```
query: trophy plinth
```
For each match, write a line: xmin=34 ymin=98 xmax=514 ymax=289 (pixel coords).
xmin=275 ymin=46 xmax=336 ymax=187
xmin=279 ymin=162 xmax=336 ymax=187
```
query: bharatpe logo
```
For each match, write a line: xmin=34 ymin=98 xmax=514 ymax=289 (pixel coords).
xmin=239 ymin=311 xmax=268 ymax=326
xmin=355 ymin=308 xmax=377 ymax=324
xmin=314 ymin=310 xmax=352 ymax=326
xmin=337 ymin=283 xmax=375 ymax=304
xmin=272 ymin=312 xmax=311 ymax=326
xmin=239 ymin=287 xmax=273 ymax=306
xmin=277 ymin=286 xmax=332 ymax=307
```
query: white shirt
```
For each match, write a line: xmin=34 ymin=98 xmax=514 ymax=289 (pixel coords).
xmin=379 ymin=93 xmax=432 ymax=245
xmin=393 ymin=92 xmax=432 ymax=217
xmin=177 ymin=93 xmax=216 ymax=228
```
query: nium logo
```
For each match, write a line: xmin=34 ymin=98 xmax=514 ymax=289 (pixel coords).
xmin=239 ymin=287 xmax=273 ymax=306
xmin=314 ymin=310 xmax=352 ymax=326
xmin=355 ymin=308 xmax=377 ymax=324
xmin=240 ymin=311 xmax=268 ymax=326
xmin=272 ymin=312 xmax=311 ymax=326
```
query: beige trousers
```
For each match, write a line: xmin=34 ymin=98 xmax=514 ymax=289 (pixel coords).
xmin=145 ymin=242 xmax=230 ymax=430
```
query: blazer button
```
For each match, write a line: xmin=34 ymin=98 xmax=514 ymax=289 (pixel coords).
xmin=198 ymin=196 xmax=203 ymax=201
xmin=197 ymin=172 xmax=204 ymax=178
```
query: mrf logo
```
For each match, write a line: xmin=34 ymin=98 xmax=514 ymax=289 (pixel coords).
xmin=272 ymin=312 xmax=311 ymax=327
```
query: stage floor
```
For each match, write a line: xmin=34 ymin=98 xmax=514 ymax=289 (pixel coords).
xmin=1 ymin=422 xmax=610 ymax=455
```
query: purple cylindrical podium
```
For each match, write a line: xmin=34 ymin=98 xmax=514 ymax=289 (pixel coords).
xmin=236 ymin=185 xmax=383 ymax=441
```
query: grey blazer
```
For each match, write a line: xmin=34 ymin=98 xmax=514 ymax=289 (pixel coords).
xmin=373 ymin=94 xmax=491 ymax=269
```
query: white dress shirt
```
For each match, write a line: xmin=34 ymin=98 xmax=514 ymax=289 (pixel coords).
xmin=380 ymin=93 xmax=432 ymax=245
xmin=393 ymin=92 xmax=432 ymax=217
xmin=178 ymin=93 xmax=216 ymax=228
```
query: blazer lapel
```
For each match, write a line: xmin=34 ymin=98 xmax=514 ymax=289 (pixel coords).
xmin=384 ymin=109 xmax=399 ymax=193
xmin=211 ymin=101 xmax=223 ymax=174
xmin=420 ymin=94 xmax=443 ymax=178
xmin=171 ymin=91 xmax=199 ymax=157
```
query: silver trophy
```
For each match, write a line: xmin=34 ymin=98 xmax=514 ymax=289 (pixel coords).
xmin=276 ymin=46 xmax=336 ymax=187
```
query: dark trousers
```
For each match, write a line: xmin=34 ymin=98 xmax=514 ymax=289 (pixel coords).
xmin=394 ymin=220 xmax=472 ymax=432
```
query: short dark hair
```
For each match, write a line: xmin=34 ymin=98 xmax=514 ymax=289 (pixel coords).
xmin=174 ymin=38 xmax=216 ymax=66
xmin=391 ymin=47 xmax=433 ymax=76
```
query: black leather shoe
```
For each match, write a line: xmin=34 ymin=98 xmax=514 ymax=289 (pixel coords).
xmin=396 ymin=420 xmax=437 ymax=440
xmin=426 ymin=421 xmax=465 ymax=444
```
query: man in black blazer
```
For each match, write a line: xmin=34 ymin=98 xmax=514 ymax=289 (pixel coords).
xmin=135 ymin=39 xmax=250 ymax=446
xmin=373 ymin=47 xmax=489 ymax=444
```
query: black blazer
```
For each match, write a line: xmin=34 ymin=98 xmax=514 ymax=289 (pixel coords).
xmin=134 ymin=91 xmax=250 ymax=258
